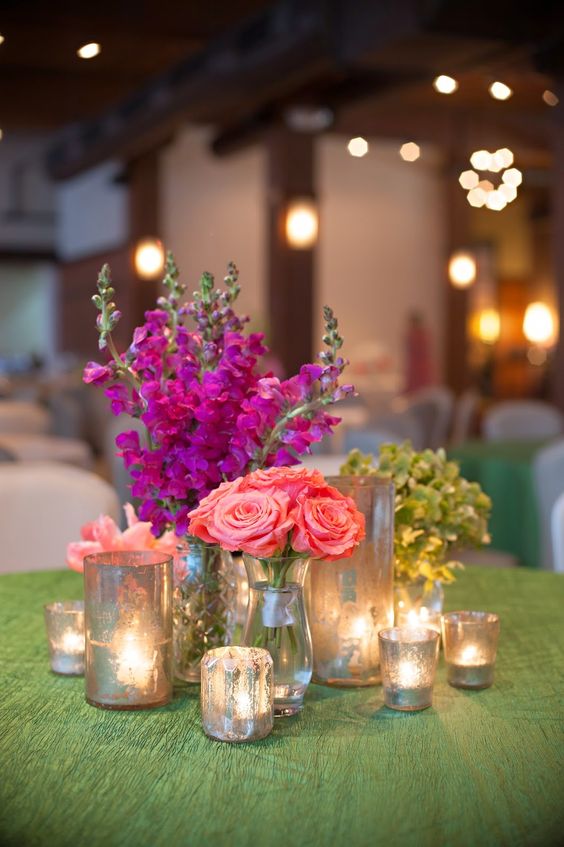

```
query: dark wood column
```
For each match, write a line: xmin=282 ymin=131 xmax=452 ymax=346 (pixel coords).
xmin=127 ymin=150 xmax=161 ymax=328
xmin=443 ymin=156 xmax=471 ymax=393
xmin=267 ymin=128 xmax=315 ymax=378
xmin=551 ymin=85 xmax=564 ymax=412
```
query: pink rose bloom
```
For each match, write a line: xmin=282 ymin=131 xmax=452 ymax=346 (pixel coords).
xmin=240 ymin=466 xmax=327 ymax=505
xmin=291 ymin=493 xmax=366 ymax=561
xmin=66 ymin=503 xmax=178 ymax=573
xmin=187 ymin=477 xmax=245 ymax=543
xmin=189 ymin=489 xmax=293 ymax=558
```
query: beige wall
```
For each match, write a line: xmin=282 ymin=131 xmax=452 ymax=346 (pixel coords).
xmin=160 ymin=129 xmax=445 ymax=382
xmin=161 ymin=128 xmax=266 ymax=330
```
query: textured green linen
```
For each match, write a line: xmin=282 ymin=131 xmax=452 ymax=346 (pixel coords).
xmin=449 ymin=440 xmax=545 ymax=568
xmin=1 ymin=567 xmax=563 ymax=847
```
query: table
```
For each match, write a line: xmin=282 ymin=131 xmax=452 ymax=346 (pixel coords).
xmin=1 ymin=566 xmax=563 ymax=847
xmin=449 ymin=440 xmax=545 ymax=568
xmin=0 ymin=433 xmax=93 ymax=469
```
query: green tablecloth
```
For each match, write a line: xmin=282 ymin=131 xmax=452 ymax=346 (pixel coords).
xmin=1 ymin=567 xmax=563 ymax=847
xmin=449 ymin=440 xmax=546 ymax=568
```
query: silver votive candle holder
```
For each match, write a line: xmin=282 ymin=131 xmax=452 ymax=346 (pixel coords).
xmin=442 ymin=611 xmax=500 ymax=689
xmin=201 ymin=646 xmax=274 ymax=742
xmin=84 ymin=551 xmax=173 ymax=710
xmin=44 ymin=601 xmax=85 ymax=675
xmin=378 ymin=627 xmax=440 ymax=711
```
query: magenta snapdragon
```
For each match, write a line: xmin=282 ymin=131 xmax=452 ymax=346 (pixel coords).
xmin=85 ymin=253 xmax=354 ymax=536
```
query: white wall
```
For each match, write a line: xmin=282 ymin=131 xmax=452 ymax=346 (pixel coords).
xmin=161 ymin=127 xmax=266 ymax=328
xmin=56 ymin=161 xmax=128 ymax=261
xmin=317 ymin=137 xmax=445 ymax=383
xmin=0 ymin=262 xmax=57 ymax=359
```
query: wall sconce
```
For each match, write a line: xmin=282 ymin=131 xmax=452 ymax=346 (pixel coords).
xmin=448 ymin=250 xmax=477 ymax=288
xmin=523 ymin=302 xmax=556 ymax=347
xmin=285 ymin=198 xmax=319 ymax=250
xmin=134 ymin=238 xmax=165 ymax=279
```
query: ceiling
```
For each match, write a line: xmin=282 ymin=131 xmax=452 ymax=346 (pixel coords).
xmin=0 ymin=0 xmax=270 ymax=129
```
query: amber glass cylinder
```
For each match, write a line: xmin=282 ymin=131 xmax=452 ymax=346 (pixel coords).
xmin=84 ymin=551 xmax=173 ymax=710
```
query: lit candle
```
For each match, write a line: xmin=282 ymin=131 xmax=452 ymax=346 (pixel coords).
xmin=44 ymin=601 xmax=85 ymax=676
xmin=397 ymin=605 xmax=442 ymax=635
xmin=201 ymin=646 xmax=273 ymax=742
xmin=84 ymin=551 xmax=173 ymax=710
xmin=442 ymin=611 xmax=500 ymax=689
xmin=378 ymin=627 xmax=440 ymax=711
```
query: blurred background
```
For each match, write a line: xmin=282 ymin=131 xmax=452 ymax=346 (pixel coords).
xmin=2 ymin=0 xmax=564 ymax=568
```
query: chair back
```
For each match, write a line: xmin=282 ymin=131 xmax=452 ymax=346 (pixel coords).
xmin=484 ymin=401 xmax=564 ymax=442
xmin=0 ymin=463 xmax=120 ymax=573
xmin=0 ymin=400 xmax=51 ymax=435
xmin=550 ymin=491 xmax=564 ymax=574
xmin=343 ymin=414 xmax=423 ymax=455
xmin=451 ymin=389 xmax=480 ymax=445
xmin=402 ymin=386 xmax=454 ymax=449
xmin=533 ymin=438 xmax=564 ymax=570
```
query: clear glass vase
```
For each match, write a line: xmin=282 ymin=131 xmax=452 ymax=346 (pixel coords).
xmin=242 ymin=555 xmax=312 ymax=717
xmin=394 ymin=578 xmax=444 ymax=634
xmin=307 ymin=476 xmax=394 ymax=687
xmin=173 ymin=539 xmax=237 ymax=683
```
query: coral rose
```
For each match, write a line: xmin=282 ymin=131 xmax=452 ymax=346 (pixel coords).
xmin=239 ymin=466 xmax=327 ymax=504
xmin=291 ymin=493 xmax=366 ymax=561
xmin=189 ymin=489 xmax=293 ymax=558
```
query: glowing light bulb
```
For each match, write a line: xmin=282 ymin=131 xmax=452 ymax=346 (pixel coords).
xmin=134 ymin=238 xmax=165 ymax=279
xmin=399 ymin=142 xmax=420 ymax=162
xmin=467 ymin=187 xmax=487 ymax=208
xmin=489 ymin=81 xmax=512 ymax=101
xmin=347 ymin=136 xmax=369 ymax=157
xmin=523 ymin=302 xmax=555 ymax=346
xmin=77 ymin=42 xmax=101 ymax=59
xmin=470 ymin=150 xmax=492 ymax=171
xmin=496 ymin=148 xmax=514 ymax=168
xmin=0 ymin=33 xmax=4 ymax=46
xmin=433 ymin=75 xmax=458 ymax=94
xmin=285 ymin=199 xmax=318 ymax=249
xmin=459 ymin=170 xmax=479 ymax=190
xmin=478 ymin=309 xmax=500 ymax=344
xmin=448 ymin=251 xmax=477 ymax=288
xmin=486 ymin=190 xmax=507 ymax=211
xmin=543 ymin=90 xmax=559 ymax=107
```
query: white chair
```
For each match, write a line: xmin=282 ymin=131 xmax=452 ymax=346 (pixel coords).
xmin=0 ymin=433 xmax=93 ymax=469
xmin=534 ymin=438 xmax=564 ymax=570
xmin=403 ymin=386 xmax=454 ymax=449
xmin=0 ymin=400 xmax=51 ymax=435
xmin=550 ymin=491 xmax=564 ymax=574
xmin=0 ymin=463 xmax=120 ymax=573
xmin=483 ymin=401 xmax=564 ymax=442
xmin=344 ymin=413 xmax=424 ymax=454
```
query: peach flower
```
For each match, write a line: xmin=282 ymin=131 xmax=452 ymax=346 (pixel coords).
xmin=240 ymin=466 xmax=327 ymax=504
xmin=66 ymin=503 xmax=178 ymax=573
xmin=192 ymin=489 xmax=294 ymax=558
xmin=291 ymin=493 xmax=366 ymax=561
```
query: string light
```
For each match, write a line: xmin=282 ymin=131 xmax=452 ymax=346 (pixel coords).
xmin=77 ymin=42 xmax=101 ymax=59
xmin=489 ymin=81 xmax=513 ymax=101
xmin=462 ymin=149 xmax=520 ymax=210
xmin=347 ymin=137 xmax=368 ymax=158
xmin=523 ymin=302 xmax=555 ymax=346
xmin=459 ymin=170 xmax=479 ymax=190
xmin=0 ymin=34 xmax=5 ymax=45
xmin=433 ymin=75 xmax=458 ymax=94
xmin=448 ymin=251 xmax=477 ymax=288
xmin=543 ymin=90 xmax=559 ymax=107
xmin=399 ymin=142 xmax=420 ymax=162
xmin=134 ymin=238 xmax=165 ymax=279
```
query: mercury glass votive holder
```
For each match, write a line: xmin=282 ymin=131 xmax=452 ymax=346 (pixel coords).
xmin=44 ymin=601 xmax=85 ymax=675
xmin=84 ymin=551 xmax=173 ymax=710
xmin=201 ymin=646 xmax=274 ymax=742
xmin=378 ymin=627 xmax=440 ymax=711
xmin=442 ymin=611 xmax=500 ymax=689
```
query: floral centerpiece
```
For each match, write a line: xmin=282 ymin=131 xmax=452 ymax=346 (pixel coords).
xmin=84 ymin=252 xmax=354 ymax=679
xmin=188 ymin=465 xmax=365 ymax=714
xmin=340 ymin=443 xmax=491 ymax=627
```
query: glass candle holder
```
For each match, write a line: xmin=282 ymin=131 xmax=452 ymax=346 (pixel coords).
xmin=84 ymin=551 xmax=173 ymax=710
xmin=442 ymin=611 xmax=500 ymax=689
xmin=44 ymin=601 xmax=85 ymax=675
xmin=378 ymin=627 xmax=440 ymax=711
xmin=201 ymin=646 xmax=273 ymax=742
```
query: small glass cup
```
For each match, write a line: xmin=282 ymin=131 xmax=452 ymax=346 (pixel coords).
xmin=201 ymin=646 xmax=274 ymax=742
xmin=44 ymin=601 xmax=85 ymax=675
xmin=442 ymin=611 xmax=500 ymax=689
xmin=378 ymin=627 xmax=440 ymax=711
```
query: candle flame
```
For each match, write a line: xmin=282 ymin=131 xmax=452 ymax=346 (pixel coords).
xmin=398 ymin=660 xmax=419 ymax=687
xmin=460 ymin=645 xmax=480 ymax=665
xmin=61 ymin=630 xmax=84 ymax=654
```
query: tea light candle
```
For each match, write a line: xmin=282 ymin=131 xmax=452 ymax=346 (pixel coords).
xmin=378 ymin=627 xmax=440 ymax=711
xmin=84 ymin=551 xmax=173 ymax=710
xmin=396 ymin=604 xmax=442 ymax=635
xmin=201 ymin=646 xmax=273 ymax=742
xmin=442 ymin=611 xmax=500 ymax=689
xmin=44 ymin=601 xmax=85 ymax=675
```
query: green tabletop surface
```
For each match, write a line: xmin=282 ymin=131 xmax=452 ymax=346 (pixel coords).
xmin=1 ymin=566 xmax=563 ymax=847
xmin=449 ymin=440 xmax=546 ymax=568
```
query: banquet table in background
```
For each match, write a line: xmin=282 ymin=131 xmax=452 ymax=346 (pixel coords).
xmin=1 ymin=566 xmax=563 ymax=847
xmin=449 ymin=440 xmax=545 ymax=568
